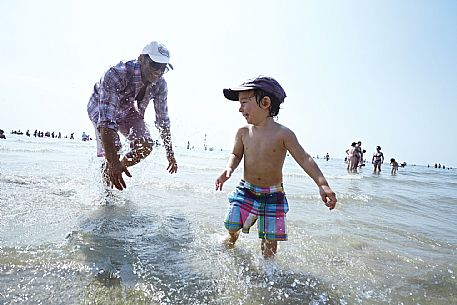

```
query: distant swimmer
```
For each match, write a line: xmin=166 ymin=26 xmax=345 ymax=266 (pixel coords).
xmin=0 ymin=129 xmax=5 ymax=139
xmin=372 ymin=146 xmax=384 ymax=173
xmin=87 ymin=41 xmax=178 ymax=190
xmin=216 ymin=76 xmax=337 ymax=259
xmin=357 ymin=141 xmax=365 ymax=168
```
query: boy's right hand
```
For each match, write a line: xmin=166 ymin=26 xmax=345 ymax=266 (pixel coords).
xmin=319 ymin=185 xmax=337 ymax=210
xmin=215 ymin=168 xmax=232 ymax=191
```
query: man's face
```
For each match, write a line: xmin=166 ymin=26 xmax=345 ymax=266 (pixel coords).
xmin=139 ymin=55 xmax=167 ymax=84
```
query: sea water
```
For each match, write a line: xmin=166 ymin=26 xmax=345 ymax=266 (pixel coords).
xmin=0 ymin=135 xmax=456 ymax=304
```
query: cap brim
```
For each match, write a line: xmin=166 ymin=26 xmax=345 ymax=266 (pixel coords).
xmin=148 ymin=56 xmax=168 ymax=64
xmin=223 ymin=86 xmax=255 ymax=101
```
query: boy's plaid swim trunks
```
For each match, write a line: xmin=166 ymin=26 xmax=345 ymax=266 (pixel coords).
xmin=224 ymin=179 xmax=289 ymax=241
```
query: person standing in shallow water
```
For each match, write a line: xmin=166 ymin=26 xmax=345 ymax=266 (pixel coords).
xmin=390 ymin=158 xmax=399 ymax=175
xmin=372 ymin=146 xmax=384 ymax=173
xmin=87 ymin=41 xmax=178 ymax=190
xmin=346 ymin=142 xmax=358 ymax=172
xmin=215 ymin=76 xmax=337 ymax=258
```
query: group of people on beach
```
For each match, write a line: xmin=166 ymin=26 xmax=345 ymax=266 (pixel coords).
xmin=8 ymin=129 xmax=75 ymax=140
xmin=430 ymin=163 xmax=450 ymax=170
xmin=345 ymin=141 xmax=366 ymax=172
xmin=346 ymin=141 xmax=400 ymax=175
xmin=86 ymin=40 xmax=337 ymax=258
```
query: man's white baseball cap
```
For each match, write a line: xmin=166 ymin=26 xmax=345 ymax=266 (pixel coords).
xmin=141 ymin=41 xmax=173 ymax=70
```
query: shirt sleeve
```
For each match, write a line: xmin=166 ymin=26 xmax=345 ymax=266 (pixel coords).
xmin=152 ymin=79 xmax=171 ymax=130
xmin=97 ymin=66 xmax=128 ymax=130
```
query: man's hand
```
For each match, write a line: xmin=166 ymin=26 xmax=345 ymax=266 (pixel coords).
xmin=215 ymin=168 xmax=233 ymax=191
xmin=99 ymin=127 xmax=132 ymax=190
xmin=166 ymin=153 xmax=178 ymax=174
xmin=105 ymin=159 xmax=132 ymax=190
xmin=319 ymin=185 xmax=337 ymax=210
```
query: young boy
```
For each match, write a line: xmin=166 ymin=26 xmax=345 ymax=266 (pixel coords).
xmin=390 ymin=158 xmax=399 ymax=175
xmin=215 ymin=76 xmax=337 ymax=258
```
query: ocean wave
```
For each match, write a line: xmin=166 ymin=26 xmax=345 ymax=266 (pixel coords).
xmin=328 ymin=174 xmax=364 ymax=180
xmin=178 ymin=163 xmax=222 ymax=172
xmin=334 ymin=192 xmax=372 ymax=203
xmin=0 ymin=147 xmax=62 ymax=153
xmin=0 ymin=173 xmax=41 ymax=186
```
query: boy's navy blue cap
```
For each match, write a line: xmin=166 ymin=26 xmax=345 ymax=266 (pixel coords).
xmin=223 ymin=76 xmax=286 ymax=102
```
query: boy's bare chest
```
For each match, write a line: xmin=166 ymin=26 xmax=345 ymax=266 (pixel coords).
xmin=243 ymin=134 xmax=285 ymax=156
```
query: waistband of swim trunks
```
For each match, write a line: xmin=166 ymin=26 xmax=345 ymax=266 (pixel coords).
xmin=239 ymin=179 xmax=284 ymax=194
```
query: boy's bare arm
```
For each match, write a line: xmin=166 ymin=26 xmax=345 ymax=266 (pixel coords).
xmin=283 ymin=128 xmax=337 ymax=209
xmin=215 ymin=128 xmax=244 ymax=190
xmin=284 ymin=129 xmax=327 ymax=185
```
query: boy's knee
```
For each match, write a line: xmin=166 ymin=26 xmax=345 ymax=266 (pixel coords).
xmin=228 ymin=230 xmax=240 ymax=239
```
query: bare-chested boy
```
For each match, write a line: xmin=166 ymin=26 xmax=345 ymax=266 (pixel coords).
xmin=215 ymin=76 xmax=337 ymax=258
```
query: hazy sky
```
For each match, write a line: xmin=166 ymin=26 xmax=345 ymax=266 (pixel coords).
xmin=1 ymin=0 xmax=456 ymax=166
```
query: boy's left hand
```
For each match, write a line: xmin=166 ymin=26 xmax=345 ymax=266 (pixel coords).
xmin=319 ymin=185 xmax=337 ymax=210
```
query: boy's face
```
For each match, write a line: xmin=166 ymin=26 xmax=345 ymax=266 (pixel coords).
xmin=238 ymin=90 xmax=269 ymax=124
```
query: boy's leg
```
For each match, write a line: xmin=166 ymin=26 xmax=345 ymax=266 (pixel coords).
xmin=261 ymin=238 xmax=278 ymax=258
xmin=258 ymin=191 xmax=288 ymax=258
xmin=224 ymin=230 xmax=240 ymax=249
xmin=224 ymin=198 xmax=244 ymax=249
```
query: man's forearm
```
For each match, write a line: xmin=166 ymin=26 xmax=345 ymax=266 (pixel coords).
xmin=160 ymin=127 xmax=174 ymax=155
xmin=99 ymin=127 xmax=120 ymax=163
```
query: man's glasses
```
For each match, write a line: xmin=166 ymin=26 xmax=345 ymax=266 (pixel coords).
xmin=146 ymin=56 xmax=169 ymax=74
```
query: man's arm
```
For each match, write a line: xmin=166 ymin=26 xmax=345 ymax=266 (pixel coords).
xmin=160 ymin=127 xmax=178 ymax=174
xmin=152 ymin=79 xmax=177 ymax=174
xmin=99 ymin=127 xmax=131 ymax=190
xmin=283 ymin=128 xmax=336 ymax=209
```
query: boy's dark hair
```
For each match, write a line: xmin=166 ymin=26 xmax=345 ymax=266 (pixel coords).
xmin=253 ymin=89 xmax=283 ymax=117
xmin=390 ymin=158 xmax=395 ymax=163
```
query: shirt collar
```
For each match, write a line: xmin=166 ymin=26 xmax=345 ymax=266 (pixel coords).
xmin=132 ymin=60 xmax=144 ymax=86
